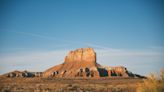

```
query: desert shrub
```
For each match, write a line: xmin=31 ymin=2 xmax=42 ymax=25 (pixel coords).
xmin=160 ymin=68 xmax=164 ymax=81
xmin=137 ymin=68 xmax=164 ymax=92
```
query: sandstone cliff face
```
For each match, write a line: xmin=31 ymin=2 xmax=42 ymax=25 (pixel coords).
xmin=99 ymin=66 xmax=129 ymax=77
xmin=43 ymin=47 xmax=139 ymax=78
xmin=65 ymin=48 xmax=96 ymax=63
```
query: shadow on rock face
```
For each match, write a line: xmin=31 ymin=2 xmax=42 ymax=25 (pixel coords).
xmin=97 ymin=68 xmax=108 ymax=77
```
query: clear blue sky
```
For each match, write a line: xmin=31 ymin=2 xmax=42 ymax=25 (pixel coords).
xmin=0 ymin=0 xmax=164 ymax=75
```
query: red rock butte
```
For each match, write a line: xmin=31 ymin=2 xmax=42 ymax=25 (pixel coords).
xmin=3 ymin=47 xmax=145 ymax=78
xmin=43 ymin=48 xmax=143 ymax=78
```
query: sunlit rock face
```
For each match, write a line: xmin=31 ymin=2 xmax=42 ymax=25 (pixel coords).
xmin=42 ymin=48 xmax=144 ymax=78
xmin=65 ymin=48 xmax=96 ymax=64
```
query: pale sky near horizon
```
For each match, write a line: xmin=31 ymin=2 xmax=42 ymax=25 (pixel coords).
xmin=0 ymin=0 xmax=164 ymax=76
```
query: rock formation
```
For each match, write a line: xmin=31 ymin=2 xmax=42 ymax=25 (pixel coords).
xmin=4 ymin=70 xmax=42 ymax=78
xmin=43 ymin=48 xmax=99 ymax=78
xmin=43 ymin=48 xmax=143 ymax=78
xmin=3 ymin=47 xmax=145 ymax=78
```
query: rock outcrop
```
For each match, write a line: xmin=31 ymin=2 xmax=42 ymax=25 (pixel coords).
xmin=43 ymin=47 xmax=143 ymax=78
xmin=65 ymin=48 xmax=96 ymax=63
xmin=43 ymin=48 xmax=99 ymax=78
xmin=4 ymin=70 xmax=43 ymax=78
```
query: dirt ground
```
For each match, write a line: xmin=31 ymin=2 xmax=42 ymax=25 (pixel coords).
xmin=0 ymin=77 xmax=144 ymax=92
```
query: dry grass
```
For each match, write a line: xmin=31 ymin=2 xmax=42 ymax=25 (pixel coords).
xmin=0 ymin=77 xmax=143 ymax=92
xmin=137 ymin=68 xmax=164 ymax=92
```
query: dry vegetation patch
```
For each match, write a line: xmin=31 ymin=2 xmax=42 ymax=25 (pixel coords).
xmin=137 ymin=69 xmax=164 ymax=92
